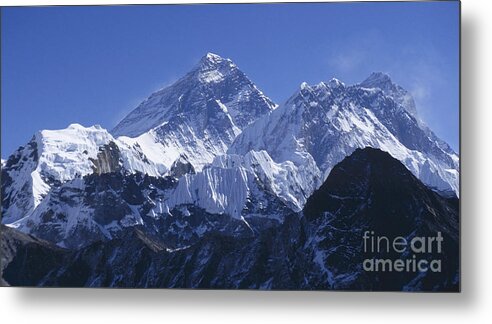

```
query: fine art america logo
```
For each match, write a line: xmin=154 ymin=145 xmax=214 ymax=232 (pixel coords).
xmin=362 ymin=231 xmax=444 ymax=273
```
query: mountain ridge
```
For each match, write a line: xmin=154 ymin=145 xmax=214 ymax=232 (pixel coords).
xmin=1 ymin=54 xmax=459 ymax=284
xmin=1 ymin=148 xmax=459 ymax=290
xmin=229 ymin=73 xmax=459 ymax=196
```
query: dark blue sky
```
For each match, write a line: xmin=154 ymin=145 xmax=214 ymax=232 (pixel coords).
xmin=1 ymin=2 xmax=459 ymax=157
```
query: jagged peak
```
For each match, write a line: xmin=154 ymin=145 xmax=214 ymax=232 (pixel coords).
xmin=202 ymin=52 xmax=225 ymax=63
xmin=300 ymin=81 xmax=311 ymax=91
xmin=193 ymin=52 xmax=238 ymax=83
xmin=365 ymin=71 xmax=392 ymax=82
xmin=360 ymin=72 xmax=420 ymax=118
xmin=197 ymin=52 xmax=235 ymax=69
xmin=327 ymin=78 xmax=345 ymax=88
xmin=300 ymin=78 xmax=345 ymax=93
xmin=360 ymin=72 xmax=394 ymax=89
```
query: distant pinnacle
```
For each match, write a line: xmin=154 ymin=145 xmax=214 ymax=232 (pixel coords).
xmin=360 ymin=72 xmax=393 ymax=89
xmin=200 ymin=52 xmax=226 ymax=66
xmin=327 ymin=78 xmax=345 ymax=88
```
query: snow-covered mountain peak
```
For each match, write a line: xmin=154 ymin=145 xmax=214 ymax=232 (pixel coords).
xmin=199 ymin=52 xmax=231 ymax=66
xmin=298 ymin=78 xmax=345 ymax=98
xmin=112 ymin=52 xmax=275 ymax=139
xmin=205 ymin=52 xmax=223 ymax=60
xmin=327 ymin=78 xmax=345 ymax=89
xmin=360 ymin=72 xmax=394 ymax=90
xmin=360 ymin=72 xmax=419 ymax=118
xmin=66 ymin=123 xmax=103 ymax=131
xmin=230 ymin=75 xmax=459 ymax=196
xmin=1 ymin=123 xmax=165 ymax=224
xmin=110 ymin=53 xmax=276 ymax=173
xmin=300 ymin=82 xmax=311 ymax=91
xmin=194 ymin=52 xmax=238 ymax=84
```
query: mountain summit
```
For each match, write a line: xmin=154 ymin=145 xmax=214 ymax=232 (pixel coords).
xmin=360 ymin=72 xmax=394 ymax=89
xmin=112 ymin=52 xmax=275 ymax=138
xmin=111 ymin=53 xmax=276 ymax=171
xmin=360 ymin=72 xmax=419 ymax=118
xmin=230 ymin=73 xmax=459 ymax=196
xmin=197 ymin=52 xmax=232 ymax=69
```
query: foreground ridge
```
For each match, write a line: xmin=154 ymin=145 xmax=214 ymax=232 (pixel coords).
xmin=1 ymin=148 xmax=459 ymax=291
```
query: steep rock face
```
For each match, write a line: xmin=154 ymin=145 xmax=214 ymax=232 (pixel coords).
xmin=113 ymin=53 xmax=276 ymax=171
xmin=89 ymin=141 xmax=122 ymax=175
xmin=1 ymin=138 xmax=45 ymax=225
xmin=230 ymin=75 xmax=459 ymax=196
xmin=168 ymin=154 xmax=196 ymax=179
